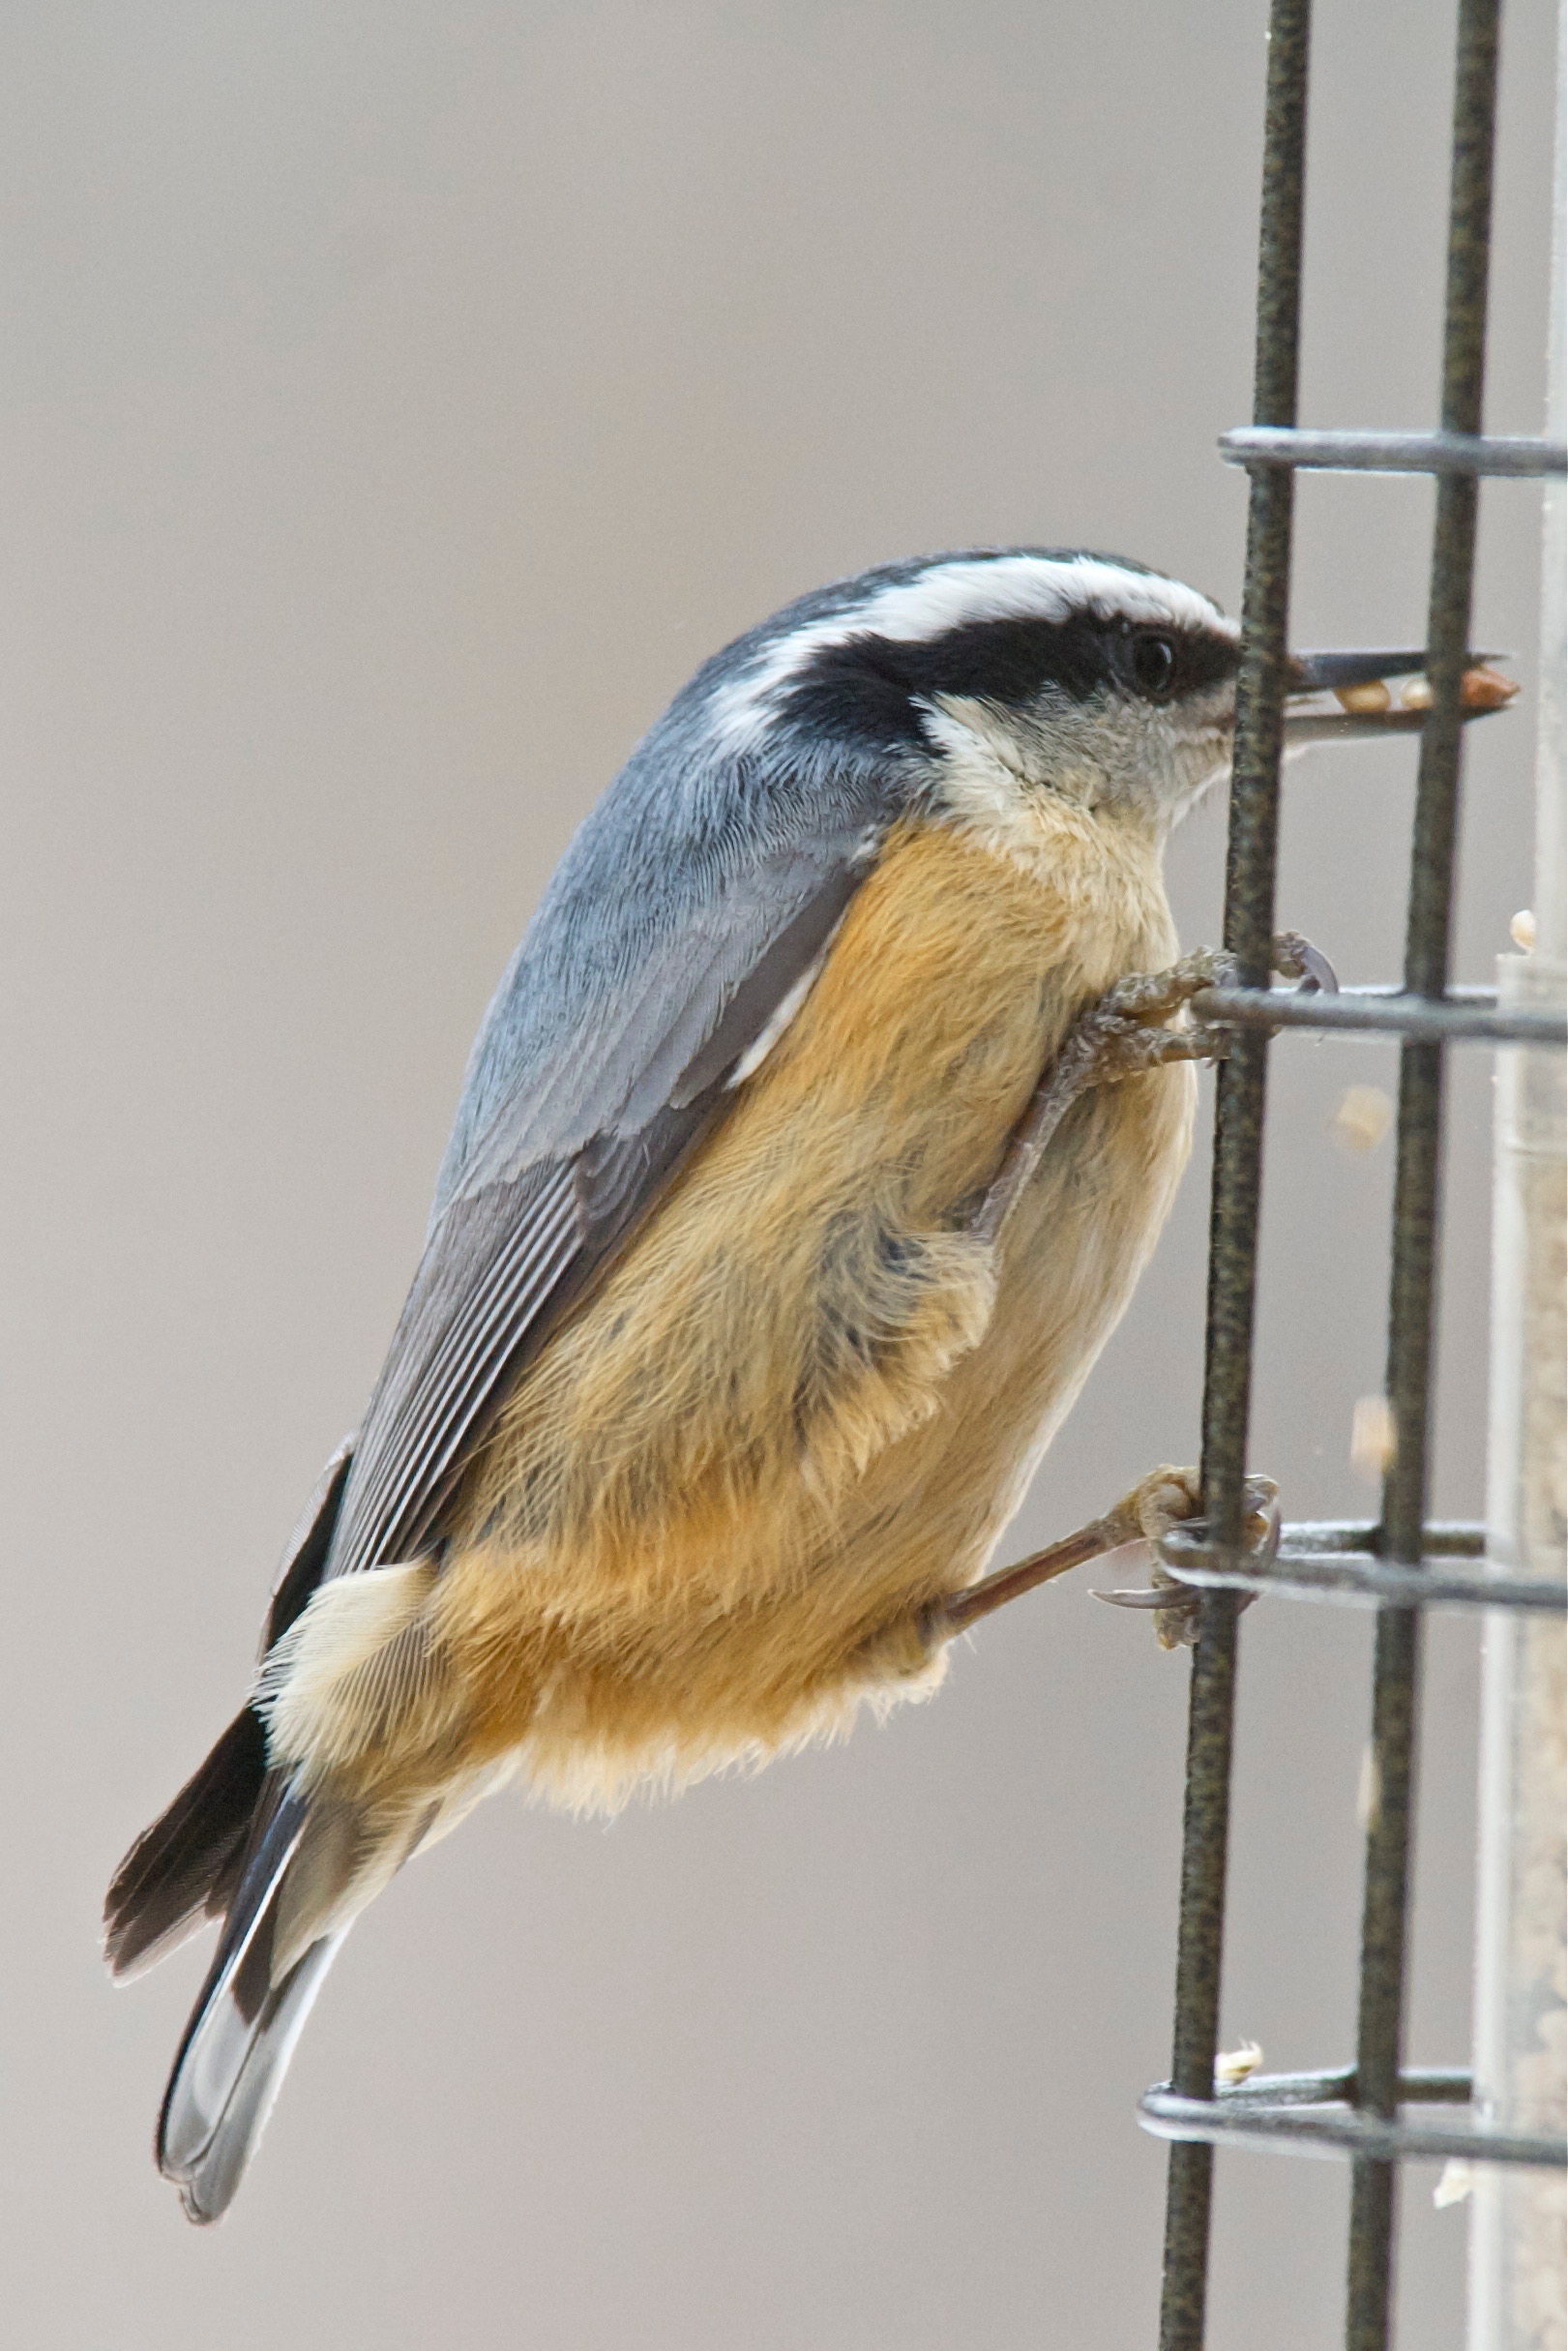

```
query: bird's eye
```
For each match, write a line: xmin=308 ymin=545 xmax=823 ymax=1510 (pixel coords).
xmin=1130 ymin=634 xmax=1177 ymax=699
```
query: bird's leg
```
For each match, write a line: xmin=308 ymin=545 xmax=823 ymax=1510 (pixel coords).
xmin=928 ymin=932 xmax=1305 ymax=1654
xmin=970 ymin=936 xmax=1334 ymax=1248
xmin=933 ymin=1499 xmax=1149 ymax=1634
xmin=927 ymin=1466 xmax=1280 ymax=1652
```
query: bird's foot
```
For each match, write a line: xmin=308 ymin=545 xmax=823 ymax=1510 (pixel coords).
xmin=929 ymin=1465 xmax=1275 ymax=1648
xmin=969 ymin=937 xmax=1334 ymax=1247
xmin=1090 ymin=1465 xmax=1281 ymax=1649
xmin=1063 ymin=930 xmax=1337 ymax=1087
xmin=1048 ymin=946 xmax=1239 ymax=1095
xmin=1091 ymin=943 xmax=1239 ymax=1025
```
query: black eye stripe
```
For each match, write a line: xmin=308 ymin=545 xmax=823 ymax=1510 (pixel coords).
xmin=778 ymin=612 xmax=1238 ymax=747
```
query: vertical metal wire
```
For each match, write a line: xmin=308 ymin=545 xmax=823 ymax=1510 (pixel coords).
xmin=1156 ymin=6 xmax=1312 ymax=2344
xmin=1345 ymin=5 xmax=1502 ymax=2345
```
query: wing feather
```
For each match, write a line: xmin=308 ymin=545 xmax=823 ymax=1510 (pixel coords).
xmin=316 ymin=840 xmax=875 ymax=1592
xmin=325 ymin=1171 xmax=582 ymax=1581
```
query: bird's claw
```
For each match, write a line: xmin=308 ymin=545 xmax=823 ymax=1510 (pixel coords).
xmin=1271 ymin=931 xmax=1340 ymax=996
xmin=1069 ymin=935 xmax=1338 ymax=1090
xmin=1090 ymin=1467 xmax=1281 ymax=1650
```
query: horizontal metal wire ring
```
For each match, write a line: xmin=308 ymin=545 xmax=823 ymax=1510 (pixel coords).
xmin=1156 ymin=1522 xmax=1568 ymax=1613
xmin=1190 ymin=983 xmax=1568 ymax=1047
xmin=1220 ymin=426 xmax=1568 ymax=476
xmin=1139 ymin=2079 xmax=1568 ymax=2170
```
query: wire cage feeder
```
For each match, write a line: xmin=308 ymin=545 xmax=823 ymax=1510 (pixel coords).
xmin=1140 ymin=3 xmax=1568 ymax=2347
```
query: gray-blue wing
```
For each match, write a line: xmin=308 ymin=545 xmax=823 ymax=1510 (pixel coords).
xmin=322 ymin=801 xmax=882 ymax=1587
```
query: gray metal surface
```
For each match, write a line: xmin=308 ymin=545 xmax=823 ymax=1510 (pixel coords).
xmin=1157 ymin=1521 xmax=1568 ymax=1614
xmin=1219 ymin=427 xmax=1567 ymax=476
xmin=1191 ymin=985 xmax=1568 ymax=1046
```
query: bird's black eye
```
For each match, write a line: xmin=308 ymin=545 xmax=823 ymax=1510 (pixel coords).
xmin=1130 ymin=634 xmax=1177 ymax=699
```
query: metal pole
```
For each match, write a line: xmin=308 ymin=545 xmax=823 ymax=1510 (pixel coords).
xmin=1157 ymin=5 xmax=1310 ymax=2343
xmin=1346 ymin=5 xmax=1502 ymax=2345
xmin=1468 ymin=13 xmax=1568 ymax=2343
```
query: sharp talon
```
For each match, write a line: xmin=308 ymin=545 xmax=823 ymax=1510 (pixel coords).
xmin=1292 ymin=941 xmax=1339 ymax=997
xmin=1274 ymin=932 xmax=1340 ymax=996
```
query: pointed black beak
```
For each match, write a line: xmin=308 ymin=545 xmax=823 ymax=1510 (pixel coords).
xmin=1282 ymin=648 xmax=1518 ymax=740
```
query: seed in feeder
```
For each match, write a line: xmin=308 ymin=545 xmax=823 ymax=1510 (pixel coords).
xmin=1401 ymin=675 xmax=1434 ymax=710
xmin=1351 ymin=1394 xmax=1397 ymax=1484
xmin=1333 ymin=1084 xmax=1394 ymax=1151
xmin=1461 ymin=664 xmax=1519 ymax=710
xmin=1335 ymin=679 xmax=1391 ymax=714
xmin=1434 ymin=2160 xmax=1475 ymax=2209
xmin=1511 ymin=908 xmax=1537 ymax=951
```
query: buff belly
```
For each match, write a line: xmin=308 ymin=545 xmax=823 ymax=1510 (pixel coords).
xmin=265 ymin=809 xmax=1196 ymax=1817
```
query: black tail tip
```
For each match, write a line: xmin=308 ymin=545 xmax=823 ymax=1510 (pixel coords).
xmin=104 ymin=1709 xmax=269 ymax=1979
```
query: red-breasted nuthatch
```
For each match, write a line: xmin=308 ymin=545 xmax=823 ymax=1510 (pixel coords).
xmin=104 ymin=547 xmax=1511 ymax=2219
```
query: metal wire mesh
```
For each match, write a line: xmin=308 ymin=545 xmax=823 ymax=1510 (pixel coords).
xmin=1148 ymin=3 xmax=1568 ymax=2345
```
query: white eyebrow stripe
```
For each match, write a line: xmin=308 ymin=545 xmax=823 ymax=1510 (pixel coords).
xmin=706 ymin=555 xmax=1232 ymax=750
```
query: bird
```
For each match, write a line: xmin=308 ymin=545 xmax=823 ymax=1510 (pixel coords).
xmin=104 ymin=545 xmax=1462 ymax=2222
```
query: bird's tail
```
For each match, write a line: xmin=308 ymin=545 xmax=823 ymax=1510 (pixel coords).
xmin=155 ymin=1785 xmax=349 ymax=2222
xmin=103 ymin=1438 xmax=368 ymax=2220
xmin=104 ymin=1439 xmax=355 ymax=1980
xmin=154 ymin=1758 xmax=445 ymax=2219
xmin=104 ymin=1708 xmax=341 ymax=2222
xmin=104 ymin=1704 xmax=270 ymax=1977
xmin=164 ymin=1927 xmax=345 ymax=2221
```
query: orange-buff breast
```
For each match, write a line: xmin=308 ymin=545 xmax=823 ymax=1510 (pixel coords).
xmin=266 ymin=812 xmax=1196 ymax=1817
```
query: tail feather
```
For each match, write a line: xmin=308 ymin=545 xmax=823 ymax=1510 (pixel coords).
xmin=108 ymin=1437 xmax=422 ymax=2220
xmin=104 ymin=1708 xmax=268 ymax=1978
xmin=156 ymin=1787 xmax=324 ymax=2222
xmin=155 ymin=1776 xmax=412 ymax=2220
xmin=161 ymin=1931 xmax=345 ymax=2223
xmin=104 ymin=1437 xmax=354 ymax=1980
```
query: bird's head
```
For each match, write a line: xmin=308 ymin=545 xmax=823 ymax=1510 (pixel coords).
xmin=698 ymin=549 xmax=1243 ymax=848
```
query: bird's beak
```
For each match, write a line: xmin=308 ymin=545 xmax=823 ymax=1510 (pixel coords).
xmin=1282 ymin=649 xmax=1519 ymax=742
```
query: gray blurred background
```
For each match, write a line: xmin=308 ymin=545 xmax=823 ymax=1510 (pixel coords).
xmin=1 ymin=5 xmax=1556 ymax=2345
